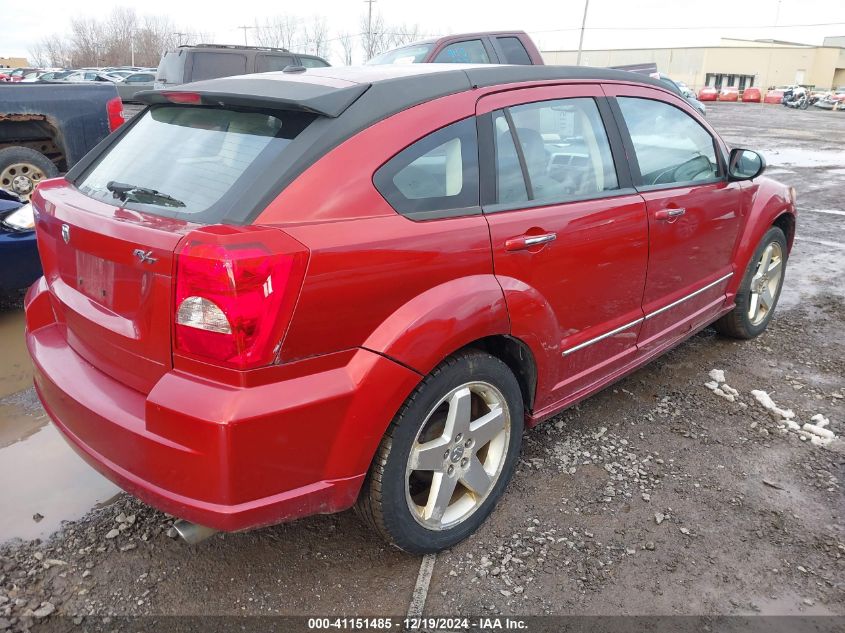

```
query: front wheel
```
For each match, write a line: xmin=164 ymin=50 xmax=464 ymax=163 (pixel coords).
xmin=714 ymin=226 xmax=787 ymax=339
xmin=356 ymin=350 xmax=524 ymax=553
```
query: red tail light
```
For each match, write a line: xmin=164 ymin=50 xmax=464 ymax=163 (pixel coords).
xmin=106 ymin=96 xmax=125 ymax=132
xmin=174 ymin=225 xmax=309 ymax=370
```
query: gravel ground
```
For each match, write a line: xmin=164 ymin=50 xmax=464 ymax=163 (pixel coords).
xmin=0 ymin=103 xmax=843 ymax=632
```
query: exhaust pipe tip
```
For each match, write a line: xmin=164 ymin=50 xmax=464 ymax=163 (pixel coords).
xmin=173 ymin=520 xmax=219 ymax=545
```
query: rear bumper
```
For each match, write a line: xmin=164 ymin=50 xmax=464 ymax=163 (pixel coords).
xmin=0 ymin=230 xmax=41 ymax=292
xmin=25 ymin=278 xmax=421 ymax=531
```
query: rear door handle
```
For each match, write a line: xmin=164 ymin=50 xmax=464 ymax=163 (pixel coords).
xmin=504 ymin=232 xmax=557 ymax=251
xmin=655 ymin=208 xmax=686 ymax=221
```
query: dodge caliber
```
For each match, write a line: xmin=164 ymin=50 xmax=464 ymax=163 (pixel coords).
xmin=25 ymin=65 xmax=795 ymax=553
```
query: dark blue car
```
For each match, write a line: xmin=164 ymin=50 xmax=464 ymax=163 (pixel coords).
xmin=0 ymin=189 xmax=41 ymax=297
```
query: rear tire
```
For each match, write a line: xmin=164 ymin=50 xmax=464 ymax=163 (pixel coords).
xmin=356 ymin=350 xmax=524 ymax=554
xmin=713 ymin=226 xmax=787 ymax=339
xmin=0 ymin=147 xmax=58 ymax=201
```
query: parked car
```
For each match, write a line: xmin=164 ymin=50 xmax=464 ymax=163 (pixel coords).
xmin=718 ymin=86 xmax=739 ymax=101
xmin=764 ymin=87 xmax=787 ymax=104
xmin=0 ymin=189 xmax=40 ymax=297
xmin=366 ymin=31 xmax=543 ymax=65
xmin=25 ymin=64 xmax=795 ymax=553
xmin=741 ymin=87 xmax=762 ymax=102
xmin=36 ymin=70 xmax=73 ymax=82
xmin=0 ymin=83 xmax=124 ymax=200
xmin=698 ymin=86 xmax=718 ymax=101
xmin=0 ymin=68 xmax=40 ymax=82
xmin=114 ymin=71 xmax=156 ymax=102
xmin=155 ymin=44 xmax=329 ymax=88
xmin=648 ymin=72 xmax=706 ymax=116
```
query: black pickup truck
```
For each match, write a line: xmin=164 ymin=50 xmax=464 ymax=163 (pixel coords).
xmin=0 ymin=83 xmax=125 ymax=199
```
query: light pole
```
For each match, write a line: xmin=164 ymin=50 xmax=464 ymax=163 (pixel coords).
xmin=365 ymin=0 xmax=377 ymax=59
xmin=237 ymin=25 xmax=257 ymax=46
xmin=576 ymin=0 xmax=590 ymax=66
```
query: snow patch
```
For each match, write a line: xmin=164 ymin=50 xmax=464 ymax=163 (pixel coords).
xmin=750 ymin=390 xmax=795 ymax=420
xmin=709 ymin=369 xmax=726 ymax=384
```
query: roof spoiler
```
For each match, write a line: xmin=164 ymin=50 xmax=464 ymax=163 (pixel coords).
xmin=136 ymin=79 xmax=370 ymax=118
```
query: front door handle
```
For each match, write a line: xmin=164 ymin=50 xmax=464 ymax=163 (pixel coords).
xmin=505 ymin=232 xmax=557 ymax=252
xmin=655 ymin=208 xmax=686 ymax=221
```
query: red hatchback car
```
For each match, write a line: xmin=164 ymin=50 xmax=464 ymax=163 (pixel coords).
xmin=25 ymin=65 xmax=795 ymax=553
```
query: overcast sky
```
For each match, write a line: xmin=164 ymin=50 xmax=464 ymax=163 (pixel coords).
xmin=3 ymin=0 xmax=844 ymax=63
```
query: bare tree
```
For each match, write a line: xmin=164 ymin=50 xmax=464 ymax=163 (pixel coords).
xmin=388 ymin=23 xmax=423 ymax=48
xmin=336 ymin=32 xmax=355 ymax=65
xmin=254 ymin=15 xmax=302 ymax=50
xmin=303 ymin=17 xmax=328 ymax=58
xmin=360 ymin=12 xmax=390 ymax=61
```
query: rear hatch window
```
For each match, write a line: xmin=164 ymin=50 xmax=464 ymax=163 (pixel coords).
xmin=75 ymin=105 xmax=317 ymax=224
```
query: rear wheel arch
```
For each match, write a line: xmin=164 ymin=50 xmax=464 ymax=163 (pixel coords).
xmin=460 ymin=334 xmax=537 ymax=413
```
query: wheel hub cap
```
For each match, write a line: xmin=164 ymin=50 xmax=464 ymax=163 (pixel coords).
xmin=405 ymin=381 xmax=511 ymax=531
xmin=748 ymin=241 xmax=784 ymax=326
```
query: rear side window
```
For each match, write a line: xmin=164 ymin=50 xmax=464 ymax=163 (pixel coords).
xmin=496 ymin=37 xmax=531 ymax=65
xmin=433 ymin=40 xmax=490 ymax=64
xmin=256 ymin=54 xmax=296 ymax=72
xmin=374 ymin=118 xmax=479 ymax=218
xmin=76 ymin=106 xmax=317 ymax=223
xmin=617 ymin=97 xmax=719 ymax=186
xmin=190 ymin=52 xmax=247 ymax=82
xmin=493 ymin=98 xmax=619 ymax=205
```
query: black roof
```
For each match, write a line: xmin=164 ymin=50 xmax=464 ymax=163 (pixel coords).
xmin=127 ymin=64 xmax=672 ymax=225
xmin=138 ymin=63 xmax=670 ymax=118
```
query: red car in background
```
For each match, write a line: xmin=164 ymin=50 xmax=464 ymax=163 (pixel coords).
xmin=719 ymin=86 xmax=739 ymax=101
xmin=366 ymin=30 xmax=543 ymax=65
xmin=742 ymin=87 xmax=762 ymax=102
xmin=25 ymin=65 xmax=795 ymax=553
xmin=764 ymin=88 xmax=786 ymax=104
xmin=698 ymin=86 xmax=718 ymax=101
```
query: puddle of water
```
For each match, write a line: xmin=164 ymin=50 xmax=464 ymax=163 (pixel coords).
xmin=0 ymin=392 xmax=120 ymax=542
xmin=0 ymin=309 xmax=31 ymax=398
xmin=759 ymin=147 xmax=845 ymax=168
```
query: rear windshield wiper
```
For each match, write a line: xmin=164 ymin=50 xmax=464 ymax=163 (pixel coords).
xmin=106 ymin=181 xmax=186 ymax=208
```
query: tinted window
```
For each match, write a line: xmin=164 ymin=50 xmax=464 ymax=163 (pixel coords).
xmin=76 ymin=106 xmax=316 ymax=223
xmin=190 ymin=52 xmax=247 ymax=82
xmin=618 ymin=97 xmax=719 ymax=186
xmin=495 ymin=98 xmax=619 ymax=204
xmin=433 ymin=40 xmax=490 ymax=64
xmin=366 ymin=44 xmax=433 ymax=65
xmin=256 ymin=54 xmax=296 ymax=72
xmin=374 ymin=118 xmax=479 ymax=217
xmin=299 ymin=57 xmax=329 ymax=68
xmin=126 ymin=73 xmax=154 ymax=83
xmin=496 ymin=37 xmax=531 ymax=65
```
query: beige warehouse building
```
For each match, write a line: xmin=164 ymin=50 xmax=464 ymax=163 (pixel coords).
xmin=543 ymin=36 xmax=845 ymax=91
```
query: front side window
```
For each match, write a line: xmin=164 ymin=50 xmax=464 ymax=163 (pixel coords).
xmin=618 ymin=97 xmax=719 ymax=186
xmin=493 ymin=98 xmax=619 ymax=205
xmin=374 ymin=118 xmax=479 ymax=217
xmin=433 ymin=40 xmax=490 ymax=64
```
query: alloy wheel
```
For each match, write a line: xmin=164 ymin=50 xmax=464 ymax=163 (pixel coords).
xmin=405 ymin=381 xmax=511 ymax=530
xmin=748 ymin=241 xmax=784 ymax=326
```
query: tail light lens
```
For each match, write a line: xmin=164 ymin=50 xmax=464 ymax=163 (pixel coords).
xmin=174 ymin=225 xmax=309 ymax=370
xmin=106 ymin=96 xmax=125 ymax=131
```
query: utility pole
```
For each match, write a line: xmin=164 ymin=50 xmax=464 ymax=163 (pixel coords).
xmin=130 ymin=35 xmax=135 ymax=67
xmin=172 ymin=32 xmax=189 ymax=46
xmin=364 ymin=0 xmax=377 ymax=59
xmin=237 ymin=25 xmax=257 ymax=47
xmin=575 ymin=0 xmax=590 ymax=66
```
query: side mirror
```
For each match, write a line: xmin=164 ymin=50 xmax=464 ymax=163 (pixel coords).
xmin=728 ymin=148 xmax=766 ymax=181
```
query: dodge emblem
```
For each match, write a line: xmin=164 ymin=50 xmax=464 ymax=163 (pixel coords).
xmin=61 ymin=223 xmax=70 ymax=244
